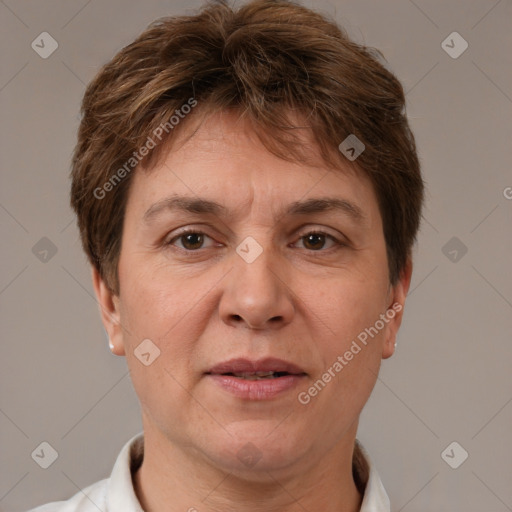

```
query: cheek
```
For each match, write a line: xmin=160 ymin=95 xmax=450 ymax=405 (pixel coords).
xmin=118 ymin=272 xmax=200 ymax=425
xmin=118 ymin=259 xmax=199 ymax=339
xmin=307 ymin=273 xmax=389 ymax=395
xmin=118 ymin=259 xmax=216 ymax=387
xmin=314 ymin=274 xmax=388 ymax=339
xmin=306 ymin=295 xmax=387 ymax=424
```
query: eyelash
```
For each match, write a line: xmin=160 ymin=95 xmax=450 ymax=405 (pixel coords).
xmin=166 ymin=228 xmax=345 ymax=253
xmin=297 ymin=231 xmax=345 ymax=250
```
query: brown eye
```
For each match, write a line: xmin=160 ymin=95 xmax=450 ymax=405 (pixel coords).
xmin=181 ymin=233 xmax=204 ymax=250
xmin=303 ymin=233 xmax=327 ymax=250
xmin=169 ymin=231 xmax=215 ymax=251
xmin=294 ymin=231 xmax=341 ymax=251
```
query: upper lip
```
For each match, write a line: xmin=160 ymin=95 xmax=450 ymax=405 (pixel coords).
xmin=206 ymin=357 xmax=307 ymax=375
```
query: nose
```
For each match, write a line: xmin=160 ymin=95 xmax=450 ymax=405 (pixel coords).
xmin=219 ymin=246 xmax=295 ymax=330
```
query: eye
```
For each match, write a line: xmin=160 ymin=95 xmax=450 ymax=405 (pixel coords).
xmin=294 ymin=231 xmax=341 ymax=251
xmin=168 ymin=230 xmax=216 ymax=251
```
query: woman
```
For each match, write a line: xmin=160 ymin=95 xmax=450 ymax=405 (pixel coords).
xmin=30 ymin=1 xmax=423 ymax=510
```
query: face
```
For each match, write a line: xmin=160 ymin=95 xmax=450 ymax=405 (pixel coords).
xmin=94 ymin=110 xmax=411 ymax=478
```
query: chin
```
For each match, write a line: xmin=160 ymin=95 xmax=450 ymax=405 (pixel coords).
xmin=206 ymin=423 xmax=310 ymax=476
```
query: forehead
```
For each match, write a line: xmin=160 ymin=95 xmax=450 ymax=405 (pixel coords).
xmin=127 ymin=110 xmax=381 ymax=228
xmin=147 ymin=109 xmax=352 ymax=174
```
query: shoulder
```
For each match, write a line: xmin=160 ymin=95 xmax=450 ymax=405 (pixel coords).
xmin=26 ymin=432 xmax=144 ymax=512
xmin=26 ymin=478 xmax=108 ymax=512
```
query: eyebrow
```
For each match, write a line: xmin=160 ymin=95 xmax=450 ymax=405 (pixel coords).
xmin=143 ymin=196 xmax=228 ymax=222
xmin=143 ymin=195 xmax=366 ymax=224
xmin=286 ymin=197 xmax=365 ymax=222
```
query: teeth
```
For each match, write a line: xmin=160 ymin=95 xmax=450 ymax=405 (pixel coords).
xmin=232 ymin=371 xmax=276 ymax=380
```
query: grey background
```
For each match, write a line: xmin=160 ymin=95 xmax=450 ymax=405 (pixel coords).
xmin=1 ymin=0 xmax=511 ymax=510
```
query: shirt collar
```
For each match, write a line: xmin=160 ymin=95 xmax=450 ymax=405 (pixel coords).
xmin=354 ymin=441 xmax=391 ymax=512
xmin=107 ymin=432 xmax=390 ymax=512
xmin=107 ymin=432 xmax=145 ymax=512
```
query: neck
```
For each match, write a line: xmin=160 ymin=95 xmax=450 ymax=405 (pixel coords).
xmin=133 ymin=427 xmax=363 ymax=512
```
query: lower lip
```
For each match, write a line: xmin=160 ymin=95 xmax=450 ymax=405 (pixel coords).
xmin=206 ymin=374 xmax=306 ymax=400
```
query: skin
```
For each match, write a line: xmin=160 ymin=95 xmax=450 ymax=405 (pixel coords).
xmin=93 ymin=110 xmax=412 ymax=512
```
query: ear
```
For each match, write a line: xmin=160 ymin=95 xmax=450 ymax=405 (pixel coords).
xmin=381 ymin=258 xmax=413 ymax=359
xmin=91 ymin=267 xmax=125 ymax=356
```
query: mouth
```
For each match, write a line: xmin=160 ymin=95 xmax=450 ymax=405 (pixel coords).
xmin=206 ymin=357 xmax=307 ymax=378
xmin=205 ymin=358 xmax=307 ymax=400
xmin=214 ymin=371 xmax=297 ymax=380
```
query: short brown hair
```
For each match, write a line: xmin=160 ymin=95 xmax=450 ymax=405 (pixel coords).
xmin=71 ymin=0 xmax=424 ymax=295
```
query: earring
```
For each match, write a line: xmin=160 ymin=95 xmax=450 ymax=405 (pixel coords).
xmin=109 ymin=339 xmax=115 ymax=352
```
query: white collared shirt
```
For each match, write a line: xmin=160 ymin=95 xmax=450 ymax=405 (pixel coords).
xmin=28 ymin=432 xmax=390 ymax=512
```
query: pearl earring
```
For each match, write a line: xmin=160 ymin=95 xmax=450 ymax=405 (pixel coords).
xmin=109 ymin=339 xmax=115 ymax=352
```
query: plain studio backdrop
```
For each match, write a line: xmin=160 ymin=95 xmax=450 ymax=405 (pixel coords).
xmin=1 ymin=1 xmax=511 ymax=511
